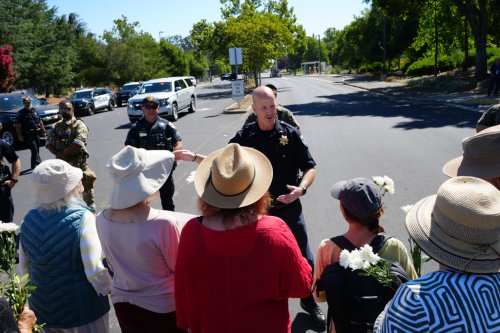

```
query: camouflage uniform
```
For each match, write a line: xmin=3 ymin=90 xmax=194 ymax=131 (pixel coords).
xmin=47 ymin=118 xmax=96 ymax=208
xmin=244 ymin=104 xmax=301 ymax=130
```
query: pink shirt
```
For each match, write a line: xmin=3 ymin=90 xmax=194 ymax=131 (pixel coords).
xmin=96 ymin=209 xmax=181 ymax=313
xmin=175 ymin=215 xmax=312 ymax=333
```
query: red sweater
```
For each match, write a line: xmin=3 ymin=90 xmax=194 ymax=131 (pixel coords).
xmin=175 ymin=215 xmax=312 ymax=333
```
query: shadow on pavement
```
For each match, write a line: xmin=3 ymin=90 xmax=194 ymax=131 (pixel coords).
xmin=286 ymin=89 xmax=477 ymax=130
xmin=291 ymin=312 xmax=326 ymax=333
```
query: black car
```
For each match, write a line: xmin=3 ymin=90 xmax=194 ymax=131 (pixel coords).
xmin=221 ymin=73 xmax=237 ymax=81
xmin=0 ymin=92 xmax=61 ymax=146
xmin=115 ymin=82 xmax=141 ymax=107
xmin=69 ymin=87 xmax=116 ymax=116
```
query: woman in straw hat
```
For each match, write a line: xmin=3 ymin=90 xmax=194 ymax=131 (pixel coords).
xmin=19 ymin=159 xmax=112 ymax=332
xmin=375 ymin=176 xmax=500 ymax=333
xmin=174 ymin=143 xmax=312 ymax=333
xmin=313 ymin=177 xmax=417 ymax=333
xmin=95 ymin=146 xmax=185 ymax=333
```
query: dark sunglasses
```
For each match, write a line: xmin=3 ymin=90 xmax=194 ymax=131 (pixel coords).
xmin=59 ymin=107 xmax=73 ymax=112
xmin=143 ymin=104 xmax=158 ymax=110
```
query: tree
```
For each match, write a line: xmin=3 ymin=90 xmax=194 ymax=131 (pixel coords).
xmin=0 ymin=44 xmax=15 ymax=92
xmin=448 ymin=0 xmax=488 ymax=78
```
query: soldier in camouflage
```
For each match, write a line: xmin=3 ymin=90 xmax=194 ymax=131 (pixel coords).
xmin=46 ymin=100 xmax=96 ymax=208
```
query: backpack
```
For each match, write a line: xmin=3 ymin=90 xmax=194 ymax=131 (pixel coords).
xmin=314 ymin=234 xmax=411 ymax=333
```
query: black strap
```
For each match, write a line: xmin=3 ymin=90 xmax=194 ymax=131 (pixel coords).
xmin=331 ymin=234 xmax=392 ymax=253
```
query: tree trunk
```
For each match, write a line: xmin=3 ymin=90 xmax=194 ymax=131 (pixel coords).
xmin=462 ymin=16 xmax=469 ymax=70
xmin=449 ymin=0 xmax=488 ymax=79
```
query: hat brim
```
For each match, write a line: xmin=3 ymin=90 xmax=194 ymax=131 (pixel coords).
xmin=406 ymin=195 xmax=500 ymax=273
xmin=109 ymin=150 xmax=174 ymax=209
xmin=194 ymin=147 xmax=272 ymax=209
xmin=443 ymin=155 xmax=500 ymax=179
xmin=33 ymin=164 xmax=83 ymax=204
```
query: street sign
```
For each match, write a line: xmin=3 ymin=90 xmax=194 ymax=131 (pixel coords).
xmin=229 ymin=48 xmax=242 ymax=65
xmin=231 ymin=80 xmax=244 ymax=101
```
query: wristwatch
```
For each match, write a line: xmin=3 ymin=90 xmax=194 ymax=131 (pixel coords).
xmin=300 ymin=185 xmax=307 ymax=196
xmin=10 ymin=178 xmax=18 ymax=184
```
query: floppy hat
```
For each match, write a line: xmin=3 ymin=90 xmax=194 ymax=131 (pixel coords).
xmin=32 ymin=159 xmax=83 ymax=204
xmin=194 ymin=143 xmax=272 ymax=209
xmin=330 ymin=178 xmax=382 ymax=219
xmin=406 ymin=176 xmax=500 ymax=273
xmin=442 ymin=124 xmax=500 ymax=178
xmin=107 ymin=146 xmax=174 ymax=209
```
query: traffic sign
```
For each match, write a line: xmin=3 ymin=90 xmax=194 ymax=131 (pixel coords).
xmin=231 ymin=80 xmax=244 ymax=101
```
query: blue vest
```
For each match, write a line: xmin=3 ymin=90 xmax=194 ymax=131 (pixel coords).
xmin=20 ymin=206 xmax=110 ymax=328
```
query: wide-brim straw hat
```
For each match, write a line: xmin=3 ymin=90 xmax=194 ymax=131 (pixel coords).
xmin=194 ymin=143 xmax=272 ymax=209
xmin=32 ymin=159 xmax=83 ymax=204
xmin=107 ymin=146 xmax=174 ymax=209
xmin=442 ymin=124 xmax=500 ymax=178
xmin=406 ymin=176 xmax=500 ymax=273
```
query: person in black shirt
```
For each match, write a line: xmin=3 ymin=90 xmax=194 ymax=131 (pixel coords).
xmin=15 ymin=96 xmax=46 ymax=169
xmin=124 ymin=96 xmax=183 ymax=211
xmin=0 ymin=123 xmax=20 ymax=222
xmin=229 ymin=86 xmax=325 ymax=327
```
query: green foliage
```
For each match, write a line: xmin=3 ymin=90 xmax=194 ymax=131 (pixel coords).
xmin=358 ymin=62 xmax=384 ymax=73
xmin=405 ymin=55 xmax=455 ymax=76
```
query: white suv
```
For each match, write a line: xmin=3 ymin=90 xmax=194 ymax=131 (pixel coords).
xmin=127 ymin=76 xmax=196 ymax=122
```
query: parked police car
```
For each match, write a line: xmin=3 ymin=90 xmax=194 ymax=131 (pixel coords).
xmin=69 ymin=87 xmax=116 ymax=116
xmin=0 ymin=92 xmax=61 ymax=146
xmin=127 ymin=76 xmax=196 ymax=122
xmin=116 ymin=82 xmax=141 ymax=107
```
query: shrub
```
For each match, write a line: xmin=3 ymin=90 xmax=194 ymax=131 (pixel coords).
xmin=405 ymin=56 xmax=455 ymax=76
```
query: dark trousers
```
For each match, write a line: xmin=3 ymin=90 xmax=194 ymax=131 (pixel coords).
xmin=24 ymin=133 xmax=41 ymax=169
xmin=0 ymin=185 xmax=13 ymax=222
xmin=269 ymin=200 xmax=316 ymax=305
xmin=159 ymin=173 xmax=175 ymax=211
xmin=488 ymin=76 xmax=499 ymax=96
xmin=114 ymin=302 xmax=186 ymax=333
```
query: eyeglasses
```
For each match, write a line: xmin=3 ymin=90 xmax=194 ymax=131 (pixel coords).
xmin=143 ymin=104 xmax=158 ymax=110
xmin=59 ymin=107 xmax=73 ymax=112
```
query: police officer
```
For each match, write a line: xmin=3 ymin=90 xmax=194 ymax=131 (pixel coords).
xmin=229 ymin=86 xmax=325 ymax=326
xmin=15 ymin=96 xmax=46 ymax=169
xmin=46 ymin=100 xmax=96 ymax=208
xmin=125 ymin=96 xmax=183 ymax=211
xmin=244 ymin=84 xmax=300 ymax=130
xmin=0 ymin=123 xmax=21 ymax=222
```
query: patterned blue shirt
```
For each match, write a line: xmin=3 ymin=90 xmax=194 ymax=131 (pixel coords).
xmin=374 ymin=270 xmax=500 ymax=333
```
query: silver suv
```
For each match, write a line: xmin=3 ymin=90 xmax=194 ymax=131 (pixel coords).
xmin=127 ymin=76 xmax=196 ymax=122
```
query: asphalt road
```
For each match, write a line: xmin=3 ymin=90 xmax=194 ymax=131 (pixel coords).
xmin=9 ymin=74 xmax=479 ymax=332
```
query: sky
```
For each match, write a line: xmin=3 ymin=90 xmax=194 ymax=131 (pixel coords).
xmin=45 ymin=0 xmax=369 ymax=40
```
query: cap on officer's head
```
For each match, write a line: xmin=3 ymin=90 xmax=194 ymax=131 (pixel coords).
xmin=22 ymin=96 xmax=31 ymax=102
xmin=142 ymin=96 xmax=159 ymax=107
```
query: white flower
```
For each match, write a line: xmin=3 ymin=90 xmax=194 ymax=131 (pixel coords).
xmin=401 ymin=205 xmax=414 ymax=214
xmin=339 ymin=249 xmax=353 ymax=268
xmin=372 ymin=176 xmax=385 ymax=186
xmin=0 ymin=223 xmax=19 ymax=233
xmin=186 ymin=171 xmax=196 ymax=183
xmin=359 ymin=244 xmax=381 ymax=265
xmin=383 ymin=176 xmax=395 ymax=194
xmin=349 ymin=255 xmax=365 ymax=270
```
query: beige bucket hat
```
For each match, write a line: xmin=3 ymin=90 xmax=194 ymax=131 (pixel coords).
xmin=194 ymin=143 xmax=272 ymax=209
xmin=406 ymin=176 xmax=500 ymax=273
xmin=442 ymin=125 xmax=500 ymax=179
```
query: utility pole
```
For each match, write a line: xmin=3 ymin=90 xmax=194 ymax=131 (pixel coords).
xmin=318 ymin=35 xmax=322 ymax=74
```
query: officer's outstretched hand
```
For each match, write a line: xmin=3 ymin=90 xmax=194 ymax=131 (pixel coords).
xmin=276 ymin=185 xmax=302 ymax=205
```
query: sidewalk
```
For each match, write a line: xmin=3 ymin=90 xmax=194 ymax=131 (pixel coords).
xmin=340 ymin=74 xmax=500 ymax=113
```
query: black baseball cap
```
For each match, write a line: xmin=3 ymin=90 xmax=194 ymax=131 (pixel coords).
xmin=142 ymin=96 xmax=159 ymax=106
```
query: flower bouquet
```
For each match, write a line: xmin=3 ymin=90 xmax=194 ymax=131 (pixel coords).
xmin=0 ymin=223 xmax=44 ymax=332
xmin=339 ymin=244 xmax=402 ymax=290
